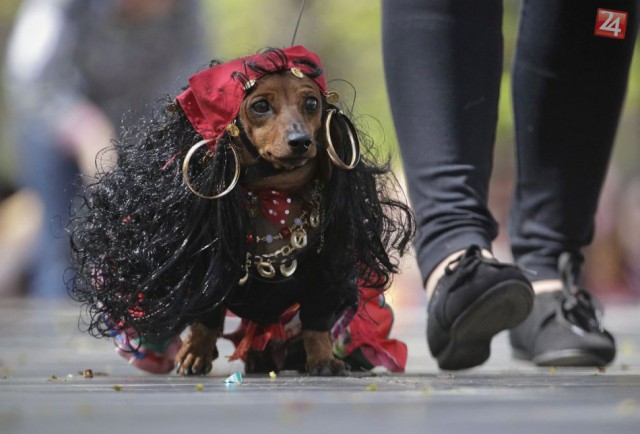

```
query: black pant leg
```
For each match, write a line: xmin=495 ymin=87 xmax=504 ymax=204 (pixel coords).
xmin=382 ymin=0 xmax=504 ymax=282
xmin=510 ymin=0 xmax=638 ymax=279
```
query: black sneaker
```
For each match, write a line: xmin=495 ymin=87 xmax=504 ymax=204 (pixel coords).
xmin=427 ymin=246 xmax=534 ymax=370
xmin=509 ymin=252 xmax=615 ymax=367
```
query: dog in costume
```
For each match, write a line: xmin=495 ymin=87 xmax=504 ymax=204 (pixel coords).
xmin=69 ymin=46 xmax=415 ymax=376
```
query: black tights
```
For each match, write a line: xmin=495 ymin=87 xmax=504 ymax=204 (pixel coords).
xmin=383 ymin=0 xmax=638 ymax=281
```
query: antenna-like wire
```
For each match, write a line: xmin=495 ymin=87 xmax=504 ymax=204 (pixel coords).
xmin=291 ymin=0 xmax=307 ymax=46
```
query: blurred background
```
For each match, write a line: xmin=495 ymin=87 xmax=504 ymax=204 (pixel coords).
xmin=0 ymin=0 xmax=639 ymax=306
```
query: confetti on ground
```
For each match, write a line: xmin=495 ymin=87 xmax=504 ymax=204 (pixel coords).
xmin=112 ymin=385 xmax=122 ymax=391
xmin=365 ymin=384 xmax=378 ymax=391
xmin=549 ymin=367 xmax=558 ymax=374
xmin=225 ymin=372 xmax=243 ymax=384
xmin=616 ymin=398 xmax=637 ymax=415
xmin=437 ymin=373 xmax=455 ymax=380
xmin=269 ymin=371 xmax=277 ymax=380
xmin=196 ymin=384 xmax=204 ymax=392
xmin=78 ymin=370 xmax=108 ymax=377
xmin=620 ymin=341 xmax=635 ymax=356
xmin=83 ymin=369 xmax=94 ymax=379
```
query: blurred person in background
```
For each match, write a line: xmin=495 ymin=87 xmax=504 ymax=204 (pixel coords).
xmin=3 ymin=0 xmax=211 ymax=298
xmin=585 ymin=174 xmax=640 ymax=300
xmin=383 ymin=0 xmax=637 ymax=369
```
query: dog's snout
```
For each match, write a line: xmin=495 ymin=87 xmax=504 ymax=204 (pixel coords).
xmin=287 ymin=131 xmax=312 ymax=154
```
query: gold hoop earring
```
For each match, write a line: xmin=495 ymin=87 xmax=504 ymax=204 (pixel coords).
xmin=182 ymin=139 xmax=240 ymax=200
xmin=324 ymin=109 xmax=360 ymax=170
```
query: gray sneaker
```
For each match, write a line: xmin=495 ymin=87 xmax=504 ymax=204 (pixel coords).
xmin=509 ymin=252 xmax=615 ymax=367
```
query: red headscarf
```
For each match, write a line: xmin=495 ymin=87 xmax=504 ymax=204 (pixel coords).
xmin=176 ymin=46 xmax=327 ymax=141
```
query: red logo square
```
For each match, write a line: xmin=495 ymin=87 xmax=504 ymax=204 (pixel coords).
xmin=594 ymin=8 xmax=628 ymax=39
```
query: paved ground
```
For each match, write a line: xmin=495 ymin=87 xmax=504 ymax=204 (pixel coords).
xmin=1 ymin=297 xmax=639 ymax=434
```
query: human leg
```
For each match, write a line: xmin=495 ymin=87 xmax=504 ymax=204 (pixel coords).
xmin=382 ymin=0 xmax=503 ymax=280
xmin=383 ymin=0 xmax=533 ymax=370
xmin=15 ymin=127 xmax=77 ymax=298
xmin=509 ymin=0 xmax=638 ymax=365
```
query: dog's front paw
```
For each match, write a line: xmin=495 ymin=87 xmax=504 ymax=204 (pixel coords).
xmin=306 ymin=356 xmax=347 ymax=376
xmin=302 ymin=330 xmax=347 ymax=376
xmin=175 ymin=323 xmax=219 ymax=376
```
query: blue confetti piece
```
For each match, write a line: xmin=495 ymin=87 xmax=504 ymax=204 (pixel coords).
xmin=224 ymin=372 xmax=243 ymax=384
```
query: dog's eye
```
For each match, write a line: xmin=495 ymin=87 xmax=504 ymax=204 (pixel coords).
xmin=251 ymin=100 xmax=271 ymax=114
xmin=304 ymin=97 xmax=319 ymax=112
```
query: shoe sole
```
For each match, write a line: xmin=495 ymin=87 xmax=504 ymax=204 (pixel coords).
xmin=512 ymin=348 xmax=612 ymax=367
xmin=435 ymin=280 xmax=534 ymax=370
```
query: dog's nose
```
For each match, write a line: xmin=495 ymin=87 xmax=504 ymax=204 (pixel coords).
xmin=287 ymin=132 xmax=312 ymax=154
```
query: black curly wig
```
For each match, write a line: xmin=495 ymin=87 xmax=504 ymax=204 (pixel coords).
xmin=68 ymin=48 xmax=415 ymax=342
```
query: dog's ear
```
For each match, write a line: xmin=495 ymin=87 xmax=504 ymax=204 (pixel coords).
xmin=317 ymin=107 xmax=334 ymax=181
xmin=317 ymin=141 xmax=332 ymax=181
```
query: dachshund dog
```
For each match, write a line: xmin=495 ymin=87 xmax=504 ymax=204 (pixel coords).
xmin=69 ymin=47 xmax=414 ymax=376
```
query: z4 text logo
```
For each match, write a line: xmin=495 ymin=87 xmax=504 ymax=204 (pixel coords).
xmin=594 ymin=8 xmax=627 ymax=39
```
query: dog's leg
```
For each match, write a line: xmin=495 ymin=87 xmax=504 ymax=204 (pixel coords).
xmin=175 ymin=322 xmax=220 ymax=375
xmin=175 ymin=308 xmax=225 ymax=375
xmin=302 ymin=330 xmax=346 ymax=376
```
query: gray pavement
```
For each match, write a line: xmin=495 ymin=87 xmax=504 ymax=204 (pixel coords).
xmin=1 ymin=297 xmax=639 ymax=434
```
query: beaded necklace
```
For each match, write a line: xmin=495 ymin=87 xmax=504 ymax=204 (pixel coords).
xmin=240 ymin=182 xmax=322 ymax=283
